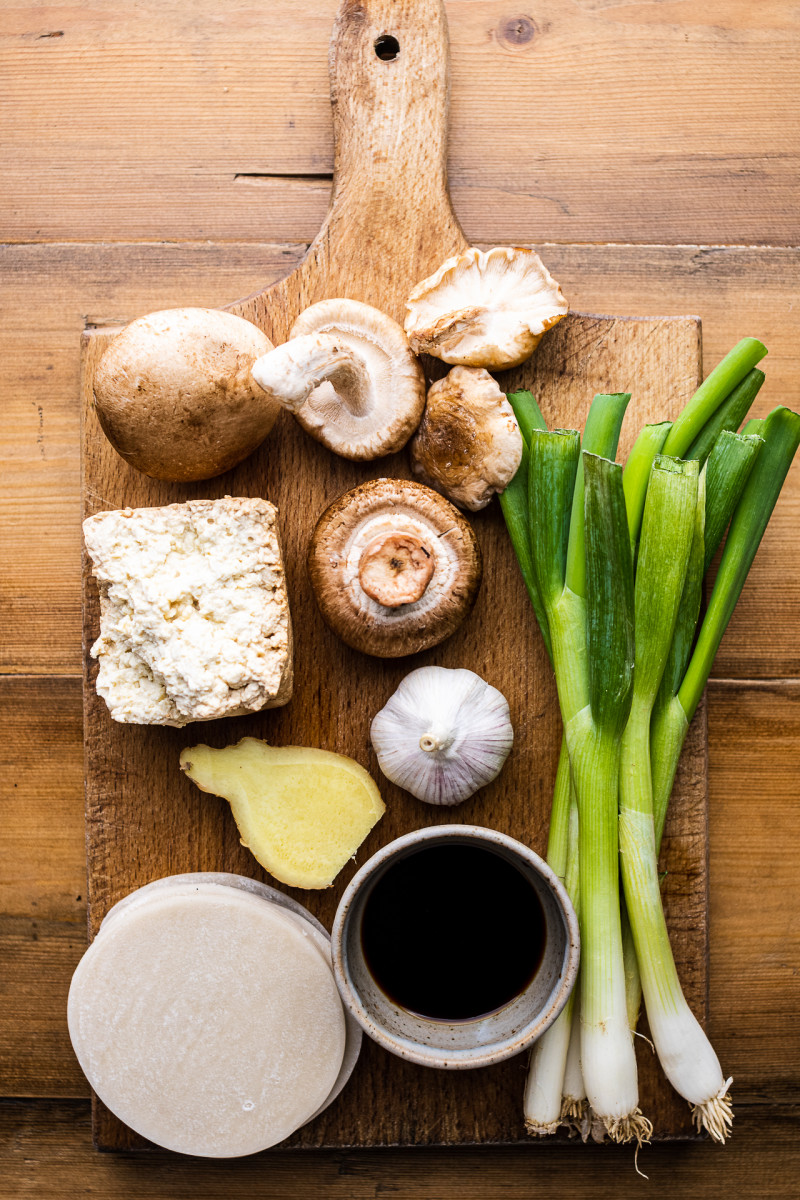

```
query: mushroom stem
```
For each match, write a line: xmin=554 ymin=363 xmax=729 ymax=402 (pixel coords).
xmin=251 ymin=333 xmax=369 ymax=415
xmin=358 ymin=533 xmax=435 ymax=608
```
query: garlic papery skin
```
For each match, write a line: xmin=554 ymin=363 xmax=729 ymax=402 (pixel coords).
xmin=370 ymin=667 xmax=513 ymax=806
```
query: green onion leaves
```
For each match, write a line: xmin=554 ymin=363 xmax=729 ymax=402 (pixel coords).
xmin=583 ymin=453 xmax=635 ymax=738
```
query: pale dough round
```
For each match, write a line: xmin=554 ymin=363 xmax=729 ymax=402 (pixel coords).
xmin=68 ymin=884 xmax=347 ymax=1156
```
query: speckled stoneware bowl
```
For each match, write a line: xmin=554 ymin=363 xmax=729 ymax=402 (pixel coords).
xmin=331 ymin=826 xmax=580 ymax=1070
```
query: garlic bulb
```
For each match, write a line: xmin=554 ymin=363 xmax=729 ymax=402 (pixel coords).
xmin=370 ymin=666 xmax=513 ymax=806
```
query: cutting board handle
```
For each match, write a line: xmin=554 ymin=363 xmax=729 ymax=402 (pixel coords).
xmin=231 ymin=0 xmax=467 ymax=333
xmin=318 ymin=0 xmax=467 ymax=309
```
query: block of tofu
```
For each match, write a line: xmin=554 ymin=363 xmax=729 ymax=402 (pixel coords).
xmin=83 ymin=497 xmax=293 ymax=727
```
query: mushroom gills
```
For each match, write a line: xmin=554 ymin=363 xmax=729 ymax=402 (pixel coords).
xmin=343 ymin=509 xmax=461 ymax=621
xmin=253 ymin=299 xmax=426 ymax=461
xmin=251 ymin=333 xmax=370 ymax=415
xmin=405 ymin=246 xmax=568 ymax=370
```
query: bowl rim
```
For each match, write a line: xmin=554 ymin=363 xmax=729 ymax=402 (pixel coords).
xmin=331 ymin=824 xmax=580 ymax=1070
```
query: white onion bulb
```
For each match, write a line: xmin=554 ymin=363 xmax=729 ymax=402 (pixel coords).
xmin=370 ymin=666 xmax=513 ymax=806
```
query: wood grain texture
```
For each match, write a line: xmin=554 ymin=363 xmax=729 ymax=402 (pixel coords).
xmin=707 ymin=680 xmax=800 ymax=1102
xmin=2 ymin=1 xmax=798 ymax=246
xmin=3 ymin=241 xmax=798 ymax=678
xmin=3 ymin=1099 xmax=800 ymax=1198
xmin=78 ymin=0 xmax=708 ymax=1149
xmin=1 ymin=677 xmax=85 ymax=922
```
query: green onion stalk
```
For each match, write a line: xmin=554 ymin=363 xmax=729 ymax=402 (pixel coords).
xmin=501 ymin=393 xmax=581 ymax=1136
xmin=615 ymin=347 xmax=775 ymax=1144
xmin=650 ymin=404 xmax=800 ymax=869
xmin=561 ymin=990 xmax=587 ymax=1127
xmin=619 ymin=362 xmax=767 ymax=1047
xmin=621 ymin=427 xmax=762 ymax=1018
xmin=523 ymin=405 xmax=651 ymax=1143
xmin=519 ymin=395 xmax=630 ymax=1137
xmin=615 ymin=454 xmax=738 ymax=1142
xmin=660 ymin=338 xmax=767 ymax=460
xmin=621 ymin=404 xmax=799 ymax=1142
xmin=523 ymin=767 xmax=580 ymax=1134
xmin=501 ymin=394 xmax=579 ymax=1135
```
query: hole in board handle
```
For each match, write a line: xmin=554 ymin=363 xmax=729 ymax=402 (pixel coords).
xmin=374 ymin=34 xmax=400 ymax=61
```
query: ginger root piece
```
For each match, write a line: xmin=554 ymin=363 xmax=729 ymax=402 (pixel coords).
xmin=180 ymin=739 xmax=385 ymax=889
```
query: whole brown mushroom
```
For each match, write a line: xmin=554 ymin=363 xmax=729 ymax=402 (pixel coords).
xmin=307 ymin=479 xmax=482 ymax=658
xmin=93 ymin=308 xmax=282 ymax=482
xmin=410 ymin=366 xmax=524 ymax=511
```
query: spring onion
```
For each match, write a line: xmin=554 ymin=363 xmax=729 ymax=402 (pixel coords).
xmin=526 ymin=420 xmax=649 ymax=1142
xmin=523 ymin=770 xmax=578 ymax=1133
xmin=522 ymin=395 xmax=630 ymax=1137
xmin=501 ymin=341 xmax=797 ymax=1147
xmin=683 ymin=368 xmax=765 ymax=466
xmin=661 ymin=338 xmax=767 ymax=459
xmin=618 ymin=455 xmax=736 ymax=1140
xmin=651 ymin=406 xmax=800 ymax=850
xmin=621 ymin=426 xmax=762 ymax=1009
xmin=623 ymin=422 xmax=672 ymax=555
xmin=562 ymin=994 xmax=587 ymax=1126
xmin=500 ymin=393 xmax=550 ymax=657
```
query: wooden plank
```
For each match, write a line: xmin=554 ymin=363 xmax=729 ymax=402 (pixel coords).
xmin=2 ymin=241 xmax=797 ymax=679
xmin=0 ymin=676 xmax=88 ymax=1098
xmin=0 ymin=677 xmax=85 ymax=921
xmin=0 ymin=918 xmax=88 ymax=1101
xmin=3 ymin=1099 xmax=800 ymax=1197
xmin=706 ymin=680 xmax=800 ymax=1101
xmin=78 ymin=0 xmax=708 ymax=1148
xmin=2 ymin=2 xmax=798 ymax=246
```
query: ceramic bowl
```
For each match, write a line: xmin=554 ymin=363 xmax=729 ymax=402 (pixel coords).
xmin=331 ymin=825 xmax=580 ymax=1070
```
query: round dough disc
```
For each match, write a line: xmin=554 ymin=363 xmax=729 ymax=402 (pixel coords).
xmin=68 ymin=885 xmax=347 ymax=1156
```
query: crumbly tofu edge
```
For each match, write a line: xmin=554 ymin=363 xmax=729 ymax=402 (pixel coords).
xmin=83 ymin=497 xmax=293 ymax=727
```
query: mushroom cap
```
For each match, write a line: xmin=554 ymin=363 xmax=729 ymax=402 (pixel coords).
xmin=93 ymin=308 xmax=281 ymax=482
xmin=287 ymin=299 xmax=426 ymax=460
xmin=410 ymin=366 xmax=524 ymax=511
xmin=404 ymin=246 xmax=568 ymax=369
xmin=307 ymin=479 xmax=482 ymax=658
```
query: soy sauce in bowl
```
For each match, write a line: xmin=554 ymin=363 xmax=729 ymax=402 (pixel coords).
xmin=360 ymin=842 xmax=546 ymax=1022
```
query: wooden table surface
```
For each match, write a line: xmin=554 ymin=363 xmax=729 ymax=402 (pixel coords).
xmin=2 ymin=1 xmax=798 ymax=1195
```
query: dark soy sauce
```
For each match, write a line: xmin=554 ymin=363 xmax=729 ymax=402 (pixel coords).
xmin=361 ymin=843 xmax=547 ymax=1022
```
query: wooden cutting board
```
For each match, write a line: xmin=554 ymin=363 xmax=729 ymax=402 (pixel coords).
xmin=80 ymin=0 xmax=707 ymax=1149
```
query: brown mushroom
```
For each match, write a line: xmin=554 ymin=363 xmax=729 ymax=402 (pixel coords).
xmin=251 ymin=299 xmax=425 ymax=460
xmin=93 ymin=308 xmax=282 ymax=481
xmin=307 ymin=479 xmax=482 ymax=658
xmin=410 ymin=366 xmax=524 ymax=511
xmin=405 ymin=246 xmax=568 ymax=370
